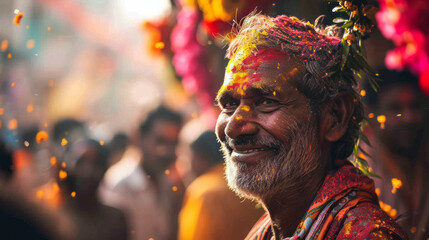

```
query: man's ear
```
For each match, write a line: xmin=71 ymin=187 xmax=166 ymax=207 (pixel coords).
xmin=320 ymin=93 xmax=355 ymax=142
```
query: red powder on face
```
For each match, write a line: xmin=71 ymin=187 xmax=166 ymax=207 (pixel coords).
xmin=241 ymin=48 xmax=286 ymax=72
xmin=227 ymin=73 xmax=264 ymax=89
xmin=228 ymin=48 xmax=287 ymax=90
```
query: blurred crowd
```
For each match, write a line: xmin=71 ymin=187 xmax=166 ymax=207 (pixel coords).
xmin=0 ymin=0 xmax=428 ymax=239
xmin=0 ymin=105 xmax=264 ymax=240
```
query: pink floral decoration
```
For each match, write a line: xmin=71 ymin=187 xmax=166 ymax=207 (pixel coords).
xmin=171 ymin=6 xmax=219 ymax=125
xmin=376 ymin=0 xmax=429 ymax=95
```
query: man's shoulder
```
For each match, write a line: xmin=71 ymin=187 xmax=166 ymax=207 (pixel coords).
xmin=336 ymin=202 xmax=408 ymax=239
xmin=186 ymin=170 xmax=228 ymax=202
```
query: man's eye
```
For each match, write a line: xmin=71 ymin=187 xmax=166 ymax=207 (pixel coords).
xmin=256 ymin=98 xmax=279 ymax=112
xmin=258 ymin=98 xmax=277 ymax=105
xmin=222 ymin=102 xmax=238 ymax=111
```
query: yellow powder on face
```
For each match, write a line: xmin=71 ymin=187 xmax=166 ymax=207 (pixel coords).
xmin=219 ymin=30 xmax=271 ymax=96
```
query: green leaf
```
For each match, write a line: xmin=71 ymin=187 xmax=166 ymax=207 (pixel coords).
xmin=342 ymin=21 xmax=354 ymax=29
xmin=357 ymin=157 xmax=369 ymax=168
xmin=359 ymin=39 xmax=367 ymax=59
xmin=356 ymin=72 xmax=362 ymax=79
xmin=369 ymin=78 xmax=379 ymax=92
xmin=332 ymin=6 xmax=345 ymax=12
xmin=358 ymin=146 xmax=372 ymax=159
xmin=340 ymin=39 xmax=350 ymax=70
xmin=361 ymin=168 xmax=380 ymax=178
xmin=360 ymin=133 xmax=372 ymax=147
xmin=327 ymin=71 xmax=336 ymax=77
xmin=333 ymin=18 xmax=347 ymax=23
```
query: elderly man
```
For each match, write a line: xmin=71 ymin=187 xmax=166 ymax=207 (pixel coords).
xmin=215 ymin=14 xmax=407 ymax=239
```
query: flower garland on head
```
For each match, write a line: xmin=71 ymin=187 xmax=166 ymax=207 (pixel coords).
xmin=332 ymin=0 xmax=381 ymax=177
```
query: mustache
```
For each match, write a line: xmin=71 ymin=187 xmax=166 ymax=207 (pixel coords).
xmin=224 ymin=135 xmax=283 ymax=151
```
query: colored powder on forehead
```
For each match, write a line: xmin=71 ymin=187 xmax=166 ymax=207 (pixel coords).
xmin=226 ymin=29 xmax=270 ymax=73
xmin=218 ymin=14 xmax=343 ymax=99
xmin=222 ymin=48 xmax=288 ymax=93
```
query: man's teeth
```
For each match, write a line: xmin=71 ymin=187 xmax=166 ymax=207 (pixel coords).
xmin=238 ymin=148 xmax=267 ymax=153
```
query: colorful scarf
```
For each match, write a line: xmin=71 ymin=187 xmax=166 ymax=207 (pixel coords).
xmin=245 ymin=164 xmax=406 ymax=240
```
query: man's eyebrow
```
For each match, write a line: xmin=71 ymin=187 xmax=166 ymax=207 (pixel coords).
xmin=258 ymin=86 xmax=281 ymax=96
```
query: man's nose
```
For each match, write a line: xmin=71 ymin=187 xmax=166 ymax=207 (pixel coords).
xmin=225 ymin=105 xmax=258 ymax=139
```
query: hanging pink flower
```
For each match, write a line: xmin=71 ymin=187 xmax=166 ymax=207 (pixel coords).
xmin=376 ymin=0 xmax=429 ymax=95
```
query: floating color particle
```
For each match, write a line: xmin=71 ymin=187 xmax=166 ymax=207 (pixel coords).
xmin=410 ymin=227 xmax=416 ymax=233
xmin=26 ymin=39 xmax=35 ymax=49
xmin=377 ymin=115 xmax=386 ymax=129
xmin=36 ymin=190 xmax=44 ymax=199
xmin=11 ymin=82 xmax=15 ymax=87
xmin=1 ymin=40 xmax=8 ymax=52
xmin=383 ymin=203 xmax=392 ymax=212
xmin=53 ymin=182 xmax=60 ymax=192
xmin=154 ymin=42 xmax=165 ymax=49
xmin=47 ymin=26 xmax=51 ymax=31
xmin=273 ymin=91 xmax=276 ymax=96
xmin=50 ymin=156 xmax=57 ymax=166
xmin=14 ymin=13 xmax=24 ymax=25
xmin=61 ymin=162 xmax=66 ymax=168
xmin=14 ymin=9 xmax=19 ymax=14
xmin=149 ymin=238 xmax=154 ymax=240
xmin=0 ymin=108 xmax=4 ymax=115
xmin=396 ymin=114 xmax=402 ymax=117
xmin=71 ymin=192 xmax=76 ymax=197
xmin=26 ymin=25 xmax=29 ymax=29
xmin=48 ymin=80 xmax=54 ymax=87
xmin=44 ymin=122 xmax=48 ymax=127
xmin=360 ymin=89 xmax=366 ymax=96
xmin=61 ymin=138 xmax=68 ymax=146
xmin=7 ymin=53 xmax=12 ymax=59
xmin=27 ymin=104 xmax=34 ymax=113
xmin=191 ymin=112 xmax=198 ymax=118
xmin=390 ymin=209 xmax=397 ymax=218
xmin=235 ymin=115 xmax=243 ymax=120
xmin=375 ymin=188 xmax=380 ymax=196
xmin=172 ymin=186 xmax=178 ymax=191
xmin=368 ymin=113 xmax=374 ymax=118
xmin=391 ymin=178 xmax=402 ymax=194
xmin=99 ymin=140 xmax=104 ymax=146
xmin=165 ymin=169 xmax=170 ymax=175
xmin=59 ymin=170 xmax=67 ymax=179
xmin=36 ymin=131 xmax=49 ymax=143
xmin=24 ymin=141 xmax=29 ymax=147
xmin=8 ymin=119 xmax=18 ymax=130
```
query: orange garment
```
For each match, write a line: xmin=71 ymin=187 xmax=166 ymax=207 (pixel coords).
xmin=178 ymin=164 xmax=264 ymax=240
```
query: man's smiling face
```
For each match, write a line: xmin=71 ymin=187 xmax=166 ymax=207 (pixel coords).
xmin=215 ymin=49 xmax=323 ymax=200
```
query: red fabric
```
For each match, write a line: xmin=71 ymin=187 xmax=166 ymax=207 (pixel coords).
xmin=245 ymin=164 xmax=408 ymax=240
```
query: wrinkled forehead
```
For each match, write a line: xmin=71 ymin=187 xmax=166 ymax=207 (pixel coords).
xmin=217 ymin=48 xmax=304 ymax=99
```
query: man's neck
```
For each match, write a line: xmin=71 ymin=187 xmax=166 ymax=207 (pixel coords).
xmin=261 ymin=167 xmax=327 ymax=239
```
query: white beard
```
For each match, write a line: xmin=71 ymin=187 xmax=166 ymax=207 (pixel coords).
xmin=221 ymin=119 xmax=322 ymax=201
